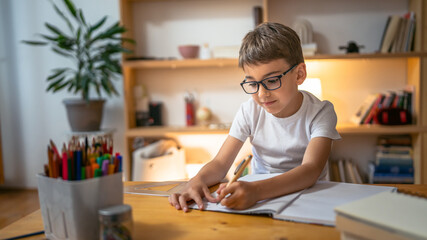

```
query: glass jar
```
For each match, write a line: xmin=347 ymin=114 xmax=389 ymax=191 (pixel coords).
xmin=99 ymin=204 xmax=133 ymax=240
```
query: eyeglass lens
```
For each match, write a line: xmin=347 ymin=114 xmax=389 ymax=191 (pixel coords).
xmin=242 ymin=77 xmax=281 ymax=94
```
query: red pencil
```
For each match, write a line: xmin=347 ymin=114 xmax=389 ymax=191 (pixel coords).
xmin=49 ymin=139 xmax=62 ymax=162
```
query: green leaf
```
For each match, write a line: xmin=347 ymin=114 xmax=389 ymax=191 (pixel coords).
xmin=45 ymin=22 xmax=65 ymax=36
xmin=94 ymin=81 xmax=101 ymax=97
xmin=53 ymin=81 xmax=70 ymax=93
xmin=89 ymin=16 xmax=107 ymax=33
xmin=21 ymin=40 xmax=48 ymax=46
xmin=100 ymin=76 xmax=114 ymax=94
xmin=51 ymin=47 xmax=73 ymax=58
xmin=46 ymin=77 xmax=65 ymax=92
xmin=47 ymin=69 xmax=67 ymax=81
xmin=76 ymin=27 xmax=81 ymax=42
xmin=63 ymin=0 xmax=77 ymax=18
xmin=53 ymin=2 xmax=74 ymax=32
xmin=92 ymin=22 xmax=125 ymax=41
xmin=113 ymin=37 xmax=136 ymax=44
xmin=67 ymin=82 xmax=75 ymax=92
xmin=78 ymin=9 xmax=87 ymax=26
xmin=40 ymin=34 xmax=59 ymax=42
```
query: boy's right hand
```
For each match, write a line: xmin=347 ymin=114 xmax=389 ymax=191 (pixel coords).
xmin=168 ymin=180 xmax=218 ymax=212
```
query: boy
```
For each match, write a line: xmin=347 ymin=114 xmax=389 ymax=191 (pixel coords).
xmin=169 ymin=22 xmax=341 ymax=211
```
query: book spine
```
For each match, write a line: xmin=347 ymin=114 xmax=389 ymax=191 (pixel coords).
xmin=373 ymin=172 xmax=414 ymax=183
xmin=363 ymin=94 xmax=384 ymax=124
xmin=376 ymin=158 xmax=413 ymax=167
xmin=374 ymin=165 xmax=414 ymax=174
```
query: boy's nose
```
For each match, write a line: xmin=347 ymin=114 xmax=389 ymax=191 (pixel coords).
xmin=257 ymin=84 xmax=270 ymax=97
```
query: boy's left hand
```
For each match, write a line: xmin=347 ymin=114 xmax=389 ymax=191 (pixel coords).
xmin=216 ymin=181 xmax=259 ymax=209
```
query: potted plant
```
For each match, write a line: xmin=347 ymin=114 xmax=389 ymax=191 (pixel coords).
xmin=23 ymin=0 xmax=133 ymax=132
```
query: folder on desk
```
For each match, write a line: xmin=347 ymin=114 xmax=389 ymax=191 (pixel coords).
xmin=189 ymin=173 xmax=396 ymax=226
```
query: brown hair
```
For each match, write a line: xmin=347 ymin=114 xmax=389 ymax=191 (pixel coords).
xmin=239 ymin=22 xmax=304 ymax=68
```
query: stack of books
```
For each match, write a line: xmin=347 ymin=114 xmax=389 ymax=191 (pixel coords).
xmin=329 ymin=159 xmax=363 ymax=184
xmin=350 ymin=86 xmax=414 ymax=125
xmin=368 ymin=135 xmax=414 ymax=184
xmin=379 ymin=11 xmax=416 ymax=53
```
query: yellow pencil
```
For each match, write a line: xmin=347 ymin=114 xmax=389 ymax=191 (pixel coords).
xmin=226 ymin=155 xmax=252 ymax=188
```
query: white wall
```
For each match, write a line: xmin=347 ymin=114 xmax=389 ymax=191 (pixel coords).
xmin=0 ymin=0 xmax=124 ymax=188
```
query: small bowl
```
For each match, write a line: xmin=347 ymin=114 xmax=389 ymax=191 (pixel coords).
xmin=178 ymin=45 xmax=200 ymax=59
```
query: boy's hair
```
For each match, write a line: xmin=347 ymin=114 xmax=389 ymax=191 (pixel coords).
xmin=239 ymin=22 xmax=304 ymax=68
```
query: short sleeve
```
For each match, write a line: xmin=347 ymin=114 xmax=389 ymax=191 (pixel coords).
xmin=310 ymin=101 xmax=341 ymax=140
xmin=229 ymin=102 xmax=251 ymax=143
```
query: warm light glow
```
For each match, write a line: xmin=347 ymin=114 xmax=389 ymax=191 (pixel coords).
xmin=305 ymin=60 xmax=322 ymax=77
xmin=299 ymin=78 xmax=322 ymax=100
xmin=186 ymin=164 xmax=204 ymax=179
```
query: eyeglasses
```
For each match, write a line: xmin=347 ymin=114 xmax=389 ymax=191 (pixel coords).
xmin=240 ymin=64 xmax=298 ymax=94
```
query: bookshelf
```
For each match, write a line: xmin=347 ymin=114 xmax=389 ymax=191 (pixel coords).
xmin=119 ymin=0 xmax=427 ymax=183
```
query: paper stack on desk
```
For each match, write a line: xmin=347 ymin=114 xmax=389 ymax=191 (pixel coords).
xmin=190 ymin=173 xmax=395 ymax=226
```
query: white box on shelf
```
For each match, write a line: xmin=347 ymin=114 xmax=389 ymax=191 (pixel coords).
xmin=132 ymin=147 xmax=186 ymax=181
xmin=212 ymin=45 xmax=240 ymax=59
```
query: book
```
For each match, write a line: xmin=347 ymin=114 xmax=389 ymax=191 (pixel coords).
xmin=351 ymin=161 xmax=363 ymax=184
xmin=374 ymin=135 xmax=414 ymax=184
xmin=190 ymin=173 xmax=395 ymax=226
xmin=344 ymin=160 xmax=357 ymax=183
xmin=337 ymin=215 xmax=412 ymax=240
xmin=376 ymin=145 xmax=412 ymax=155
xmin=377 ymin=134 xmax=412 ymax=146
xmin=391 ymin=17 xmax=406 ymax=53
xmin=380 ymin=91 xmax=396 ymax=109
xmin=363 ymin=93 xmax=385 ymax=124
xmin=335 ymin=191 xmax=427 ymax=240
xmin=373 ymin=172 xmax=414 ymax=184
xmin=378 ymin=16 xmax=391 ymax=52
xmin=374 ymin=164 xmax=414 ymax=174
xmin=380 ymin=15 xmax=402 ymax=53
xmin=338 ymin=159 xmax=347 ymax=182
xmin=329 ymin=160 xmax=341 ymax=182
xmin=350 ymin=93 xmax=378 ymax=125
xmin=402 ymin=11 xmax=416 ymax=52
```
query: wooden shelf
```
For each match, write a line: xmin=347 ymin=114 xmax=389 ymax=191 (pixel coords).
xmin=123 ymin=58 xmax=238 ymax=69
xmin=122 ymin=52 xmax=427 ymax=70
xmin=337 ymin=123 xmax=427 ymax=135
xmin=306 ymin=52 xmax=427 ymax=60
xmin=125 ymin=124 xmax=427 ymax=137
xmin=126 ymin=126 xmax=229 ymax=137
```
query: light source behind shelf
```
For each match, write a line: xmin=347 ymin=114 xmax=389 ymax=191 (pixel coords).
xmin=299 ymin=78 xmax=322 ymax=100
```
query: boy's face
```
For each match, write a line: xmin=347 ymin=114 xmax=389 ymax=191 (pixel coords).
xmin=243 ymin=59 xmax=306 ymax=118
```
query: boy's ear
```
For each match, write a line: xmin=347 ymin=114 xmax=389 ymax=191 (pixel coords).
xmin=295 ymin=63 xmax=307 ymax=85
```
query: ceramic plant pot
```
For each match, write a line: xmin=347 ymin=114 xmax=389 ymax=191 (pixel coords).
xmin=63 ymin=99 xmax=105 ymax=132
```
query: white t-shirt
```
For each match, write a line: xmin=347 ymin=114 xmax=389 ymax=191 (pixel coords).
xmin=229 ymin=90 xmax=341 ymax=179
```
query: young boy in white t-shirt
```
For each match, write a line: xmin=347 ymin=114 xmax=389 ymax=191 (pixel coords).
xmin=169 ymin=22 xmax=341 ymax=211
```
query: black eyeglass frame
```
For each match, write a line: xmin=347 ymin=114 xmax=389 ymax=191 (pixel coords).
xmin=240 ymin=64 xmax=298 ymax=94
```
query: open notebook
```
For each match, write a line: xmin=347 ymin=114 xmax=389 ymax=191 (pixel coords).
xmin=189 ymin=173 xmax=396 ymax=226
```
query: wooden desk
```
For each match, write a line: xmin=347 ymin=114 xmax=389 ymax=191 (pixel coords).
xmin=1 ymin=183 xmax=426 ymax=240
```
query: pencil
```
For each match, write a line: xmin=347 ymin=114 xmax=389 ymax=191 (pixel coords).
xmin=3 ymin=230 xmax=44 ymax=240
xmin=226 ymin=155 xmax=252 ymax=188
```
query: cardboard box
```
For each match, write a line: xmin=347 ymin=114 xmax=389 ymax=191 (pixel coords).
xmin=37 ymin=173 xmax=123 ymax=240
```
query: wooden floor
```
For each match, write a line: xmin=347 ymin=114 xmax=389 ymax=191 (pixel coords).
xmin=0 ymin=189 xmax=39 ymax=229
